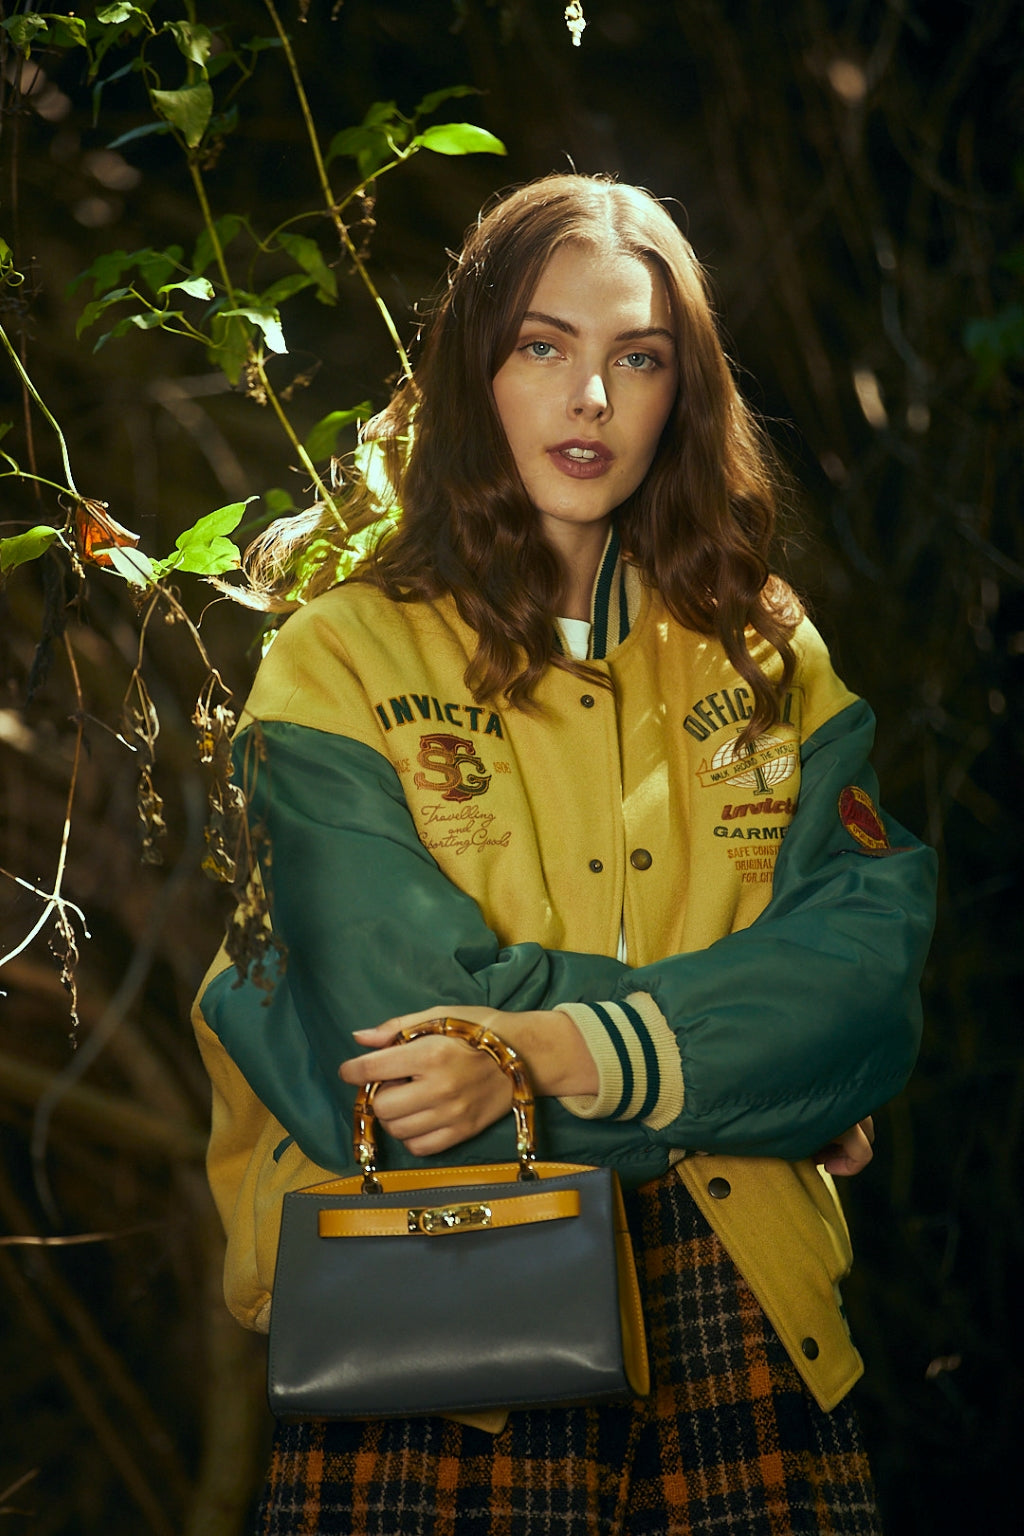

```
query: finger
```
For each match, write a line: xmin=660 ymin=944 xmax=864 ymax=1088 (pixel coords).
xmin=371 ymin=1078 xmax=444 ymax=1122
xmin=401 ymin=1127 xmax=465 ymax=1158
xmin=374 ymin=1104 xmax=448 ymax=1142
xmin=365 ymin=1006 xmax=459 ymax=1039
xmin=351 ymin=1022 xmax=405 ymax=1047
xmin=338 ymin=1042 xmax=420 ymax=1086
xmin=824 ymin=1129 xmax=874 ymax=1177
xmin=340 ymin=1034 xmax=484 ymax=1088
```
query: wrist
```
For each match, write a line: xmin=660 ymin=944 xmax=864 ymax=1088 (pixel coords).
xmin=502 ymin=1010 xmax=599 ymax=1099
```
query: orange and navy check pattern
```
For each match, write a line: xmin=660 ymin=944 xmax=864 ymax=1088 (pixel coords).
xmin=257 ymin=1172 xmax=881 ymax=1535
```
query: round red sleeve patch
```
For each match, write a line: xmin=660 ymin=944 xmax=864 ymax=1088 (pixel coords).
xmin=838 ymin=785 xmax=891 ymax=852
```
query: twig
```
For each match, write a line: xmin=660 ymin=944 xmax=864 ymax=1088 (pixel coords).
xmin=263 ymin=0 xmax=413 ymax=381
xmin=0 ymin=319 xmax=79 ymax=495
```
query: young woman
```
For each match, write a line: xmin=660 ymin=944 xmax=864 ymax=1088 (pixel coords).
xmin=193 ymin=174 xmax=936 ymax=1534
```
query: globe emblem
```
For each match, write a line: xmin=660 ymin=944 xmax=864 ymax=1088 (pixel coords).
xmin=712 ymin=733 xmax=797 ymax=789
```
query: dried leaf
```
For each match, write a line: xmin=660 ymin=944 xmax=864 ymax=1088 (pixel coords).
xmin=137 ymin=765 xmax=166 ymax=864
xmin=74 ymin=498 xmax=141 ymax=568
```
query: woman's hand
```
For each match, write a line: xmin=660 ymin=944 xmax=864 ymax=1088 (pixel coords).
xmin=338 ymin=1009 xmax=515 ymax=1157
xmin=338 ymin=1003 xmax=598 ymax=1156
xmin=815 ymin=1117 xmax=875 ymax=1177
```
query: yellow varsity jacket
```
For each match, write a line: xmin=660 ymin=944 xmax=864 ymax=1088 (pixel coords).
xmin=194 ymin=532 xmax=936 ymax=1416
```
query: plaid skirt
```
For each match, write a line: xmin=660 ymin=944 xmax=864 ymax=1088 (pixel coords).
xmin=256 ymin=1171 xmax=881 ymax=1535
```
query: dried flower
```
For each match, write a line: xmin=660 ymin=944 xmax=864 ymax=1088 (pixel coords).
xmin=564 ymin=2 xmax=587 ymax=47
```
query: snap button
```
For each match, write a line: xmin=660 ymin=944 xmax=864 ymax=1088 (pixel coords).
xmin=801 ymin=1337 xmax=820 ymax=1360
xmin=580 ymin=693 xmax=595 ymax=708
xmin=707 ymin=1177 xmax=731 ymax=1200
xmin=588 ymin=859 xmax=604 ymax=873
xmin=629 ymin=848 xmax=652 ymax=870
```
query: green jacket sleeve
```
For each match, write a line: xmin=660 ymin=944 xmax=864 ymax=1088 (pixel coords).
xmin=557 ymin=699 xmax=937 ymax=1159
xmin=201 ymin=720 xmax=667 ymax=1180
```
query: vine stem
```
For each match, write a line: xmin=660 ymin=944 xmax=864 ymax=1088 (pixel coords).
xmin=187 ymin=161 xmax=237 ymax=306
xmin=253 ymin=352 xmax=339 ymax=514
xmin=262 ymin=0 xmax=414 ymax=382
xmin=187 ymin=87 xmax=337 ymax=510
xmin=0 ymin=320 xmax=78 ymax=496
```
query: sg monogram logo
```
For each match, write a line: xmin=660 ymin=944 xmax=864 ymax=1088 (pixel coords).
xmin=413 ymin=733 xmax=491 ymax=803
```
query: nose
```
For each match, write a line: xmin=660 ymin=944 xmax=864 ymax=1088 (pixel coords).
xmin=570 ymin=369 xmax=609 ymax=421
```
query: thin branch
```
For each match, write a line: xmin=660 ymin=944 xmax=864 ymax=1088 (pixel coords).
xmin=263 ymin=0 xmax=413 ymax=381
xmin=0 ymin=319 xmax=79 ymax=495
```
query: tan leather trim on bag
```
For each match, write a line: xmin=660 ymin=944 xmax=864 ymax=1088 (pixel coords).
xmin=317 ymin=1188 xmax=580 ymax=1238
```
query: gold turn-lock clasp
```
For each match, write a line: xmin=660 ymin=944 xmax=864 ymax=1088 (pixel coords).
xmin=407 ymin=1202 xmax=493 ymax=1234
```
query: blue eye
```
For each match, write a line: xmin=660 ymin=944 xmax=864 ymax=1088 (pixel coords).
xmin=524 ymin=341 xmax=556 ymax=358
xmin=622 ymin=351 xmax=656 ymax=370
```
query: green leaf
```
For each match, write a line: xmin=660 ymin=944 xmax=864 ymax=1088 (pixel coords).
xmin=89 ymin=26 xmax=146 ymax=86
xmin=96 ymin=4 xmax=139 ymax=22
xmin=415 ymin=123 xmax=506 ymax=157
xmin=205 ymin=52 xmax=238 ymax=83
xmin=49 ymin=16 xmax=88 ymax=49
xmin=206 ymin=312 xmax=252 ymax=385
xmin=163 ymin=20 xmax=213 ymax=69
xmin=128 ymin=310 xmax=181 ymax=331
xmin=179 ymin=497 xmax=253 ymax=543
xmin=325 ymin=103 xmax=408 ymax=178
xmin=205 ymin=104 xmax=239 ymax=139
xmin=263 ymin=487 xmax=298 ymax=516
xmin=220 ymin=306 xmax=286 ymax=354
xmin=1 ymin=16 xmax=48 ymax=54
xmin=150 ymin=81 xmax=214 ymax=149
xmin=277 ymin=232 xmax=338 ymax=303
xmin=192 ymin=214 xmax=244 ymax=278
xmin=93 ymin=310 xmax=183 ymax=351
xmin=243 ymin=35 xmax=285 ymax=53
xmin=353 ymin=436 xmax=401 ymax=517
xmin=70 ymin=249 xmax=134 ymax=298
xmin=414 ymin=84 xmax=480 ymax=117
xmin=258 ymin=273 xmax=316 ymax=308
xmin=70 ymin=245 xmax=182 ymax=300
xmin=303 ymin=403 xmax=372 ymax=462
xmin=153 ymin=497 xmax=255 ymax=577
xmin=159 ymin=276 xmax=215 ymax=300
xmin=364 ymin=100 xmax=401 ymax=129
xmin=173 ymin=535 xmax=242 ymax=575
xmin=136 ymin=245 xmax=183 ymax=295
xmin=107 ymin=120 xmax=172 ymax=151
xmin=0 ymin=526 xmax=58 ymax=573
xmin=76 ymin=286 xmax=134 ymax=338
xmin=103 ymin=545 xmax=155 ymax=586
xmin=325 ymin=124 xmax=380 ymax=163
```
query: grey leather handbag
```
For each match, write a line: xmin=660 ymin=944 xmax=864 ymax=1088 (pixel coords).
xmin=267 ymin=1017 xmax=650 ymax=1421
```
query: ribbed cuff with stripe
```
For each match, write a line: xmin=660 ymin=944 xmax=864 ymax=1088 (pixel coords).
xmin=555 ymin=992 xmax=683 ymax=1131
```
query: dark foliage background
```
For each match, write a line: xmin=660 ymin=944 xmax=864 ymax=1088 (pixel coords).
xmin=1 ymin=2 xmax=1021 ymax=1532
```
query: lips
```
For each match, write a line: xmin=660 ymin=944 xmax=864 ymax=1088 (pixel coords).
xmin=547 ymin=439 xmax=614 ymax=479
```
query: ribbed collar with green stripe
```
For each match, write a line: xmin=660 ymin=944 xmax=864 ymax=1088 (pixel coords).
xmin=553 ymin=525 xmax=645 ymax=661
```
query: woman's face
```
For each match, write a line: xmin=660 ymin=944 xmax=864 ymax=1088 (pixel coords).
xmin=491 ymin=242 xmax=678 ymax=562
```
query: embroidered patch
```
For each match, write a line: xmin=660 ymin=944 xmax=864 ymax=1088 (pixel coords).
xmin=838 ymin=785 xmax=890 ymax=852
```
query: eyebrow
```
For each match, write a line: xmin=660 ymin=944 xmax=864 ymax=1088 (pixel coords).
xmin=521 ymin=310 xmax=675 ymax=346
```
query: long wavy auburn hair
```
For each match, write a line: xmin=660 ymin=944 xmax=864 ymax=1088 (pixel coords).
xmin=244 ymin=174 xmax=800 ymax=738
